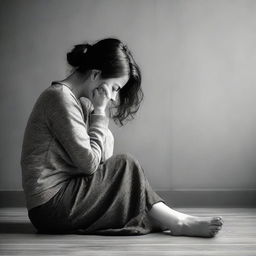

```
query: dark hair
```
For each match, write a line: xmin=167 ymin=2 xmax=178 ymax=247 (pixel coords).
xmin=67 ymin=38 xmax=144 ymax=126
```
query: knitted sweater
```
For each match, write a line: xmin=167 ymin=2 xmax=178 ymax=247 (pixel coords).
xmin=20 ymin=82 xmax=114 ymax=210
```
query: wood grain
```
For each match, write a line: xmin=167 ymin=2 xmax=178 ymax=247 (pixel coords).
xmin=0 ymin=208 xmax=255 ymax=256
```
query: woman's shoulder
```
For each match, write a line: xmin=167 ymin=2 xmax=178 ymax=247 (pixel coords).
xmin=39 ymin=83 xmax=77 ymax=106
xmin=38 ymin=83 xmax=93 ymax=119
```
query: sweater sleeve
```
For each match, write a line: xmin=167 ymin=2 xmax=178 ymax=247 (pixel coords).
xmin=79 ymin=97 xmax=114 ymax=163
xmin=45 ymin=88 xmax=109 ymax=175
xmin=101 ymin=128 xmax=114 ymax=163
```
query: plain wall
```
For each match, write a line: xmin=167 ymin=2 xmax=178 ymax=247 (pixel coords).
xmin=1 ymin=0 xmax=256 ymax=191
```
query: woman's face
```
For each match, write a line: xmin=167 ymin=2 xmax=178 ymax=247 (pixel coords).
xmin=89 ymin=71 xmax=129 ymax=103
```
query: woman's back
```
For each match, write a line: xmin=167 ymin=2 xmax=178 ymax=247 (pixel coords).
xmin=21 ymin=82 xmax=108 ymax=211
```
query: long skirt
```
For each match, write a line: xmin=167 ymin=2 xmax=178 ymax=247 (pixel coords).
xmin=28 ymin=153 xmax=167 ymax=235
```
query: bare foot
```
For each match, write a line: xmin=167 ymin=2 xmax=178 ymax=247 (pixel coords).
xmin=170 ymin=216 xmax=224 ymax=238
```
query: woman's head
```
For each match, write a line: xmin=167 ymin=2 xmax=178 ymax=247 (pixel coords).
xmin=66 ymin=38 xmax=143 ymax=126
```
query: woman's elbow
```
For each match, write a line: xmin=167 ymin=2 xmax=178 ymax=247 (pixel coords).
xmin=77 ymin=155 xmax=101 ymax=176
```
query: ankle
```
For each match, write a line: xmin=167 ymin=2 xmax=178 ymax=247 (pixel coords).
xmin=175 ymin=215 xmax=192 ymax=230
xmin=169 ymin=219 xmax=184 ymax=234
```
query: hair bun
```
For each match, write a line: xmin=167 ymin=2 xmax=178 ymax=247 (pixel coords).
xmin=67 ymin=44 xmax=92 ymax=68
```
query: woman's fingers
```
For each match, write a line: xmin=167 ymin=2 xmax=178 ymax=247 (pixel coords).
xmin=99 ymin=83 xmax=111 ymax=99
xmin=91 ymin=85 xmax=111 ymax=110
xmin=98 ymin=87 xmax=107 ymax=98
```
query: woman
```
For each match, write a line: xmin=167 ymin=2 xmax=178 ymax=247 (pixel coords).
xmin=21 ymin=38 xmax=223 ymax=236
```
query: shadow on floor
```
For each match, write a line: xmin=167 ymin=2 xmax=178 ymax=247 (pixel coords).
xmin=0 ymin=222 xmax=36 ymax=234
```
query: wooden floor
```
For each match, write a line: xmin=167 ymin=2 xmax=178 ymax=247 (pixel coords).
xmin=0 ymin=208 xmax=255 ymax=256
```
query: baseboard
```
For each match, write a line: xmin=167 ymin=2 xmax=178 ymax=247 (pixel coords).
xmin=157 ymin=189 xmax=256 ymax=207
xmin=0 ymin=189 xmax=255 ymax=208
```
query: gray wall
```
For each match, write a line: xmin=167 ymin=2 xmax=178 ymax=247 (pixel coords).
xmin=1 ymin=0 xmax=256 ymax=192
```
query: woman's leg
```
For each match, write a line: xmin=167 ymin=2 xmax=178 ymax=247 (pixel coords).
xmin=133 ymin=156 xmax=224 ymax=237
xmin=148 ymin=202 xmax=224 ymax=237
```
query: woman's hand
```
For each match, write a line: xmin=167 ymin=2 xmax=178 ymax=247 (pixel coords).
xmin=91 ymin=83 xmax=111 ymax=114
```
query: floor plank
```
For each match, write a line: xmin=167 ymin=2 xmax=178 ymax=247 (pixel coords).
xmin=0 ymin=208 xmax=255 ymax=256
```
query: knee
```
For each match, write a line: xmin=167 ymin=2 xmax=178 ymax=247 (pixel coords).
xmin=116 ymin=153 xmax=138 ymax=165
xmin=115 ymin=153 xmax=143 ymax=174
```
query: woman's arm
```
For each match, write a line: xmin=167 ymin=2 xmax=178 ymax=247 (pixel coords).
xmin=45 ymin=88 xmax=109 ymax=175
xmin=80 ymin=97 xmax=114 ymax=163
xmin=101 ymin=128 xmax=114 ymax=162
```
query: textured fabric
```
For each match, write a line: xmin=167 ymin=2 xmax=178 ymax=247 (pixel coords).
xmin=28 ymin=153 xmax=166 ymax=235
xmin=22 ymin=81 xmax=167 ymax=235
xmin=21 ymin=82 xmax=111 ymax=210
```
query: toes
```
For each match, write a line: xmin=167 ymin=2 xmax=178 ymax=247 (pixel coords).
xmin=213 ymin=216 xmax=223 ymax=221
xmin=210 ymin=231 xmax=218 ymax=237
xmin=210 ymin=222 xmax=223 ymax=227
xmin=210 ymin=222 xmax=223 ymax=226
xmin=211 ymin=226 xmax=222 ymax=231
xmin=210 ymin=226 xmax=222 ymax=236
xmin=211 ymin=217 xmax=224 ymax=225
xmin=210 ymin=228 xmax=220 ymax=236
